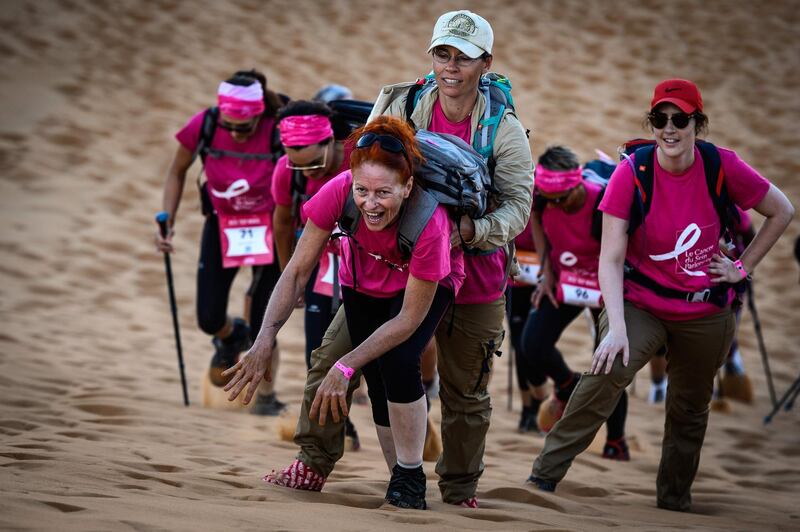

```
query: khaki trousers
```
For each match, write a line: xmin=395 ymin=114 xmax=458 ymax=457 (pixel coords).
xmin=532 ymin=301 xmax=735 ymax=511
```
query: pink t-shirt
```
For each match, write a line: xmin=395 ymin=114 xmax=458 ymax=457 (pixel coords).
xmin=176 ymin=110 xmax=277 ymax=215
xmin=541 ymin=180 xmax=603 ymax=280
xmin=514 ymin=219 xmax=535 ymax=252
xmin=271 ymin=142 xmax=354 ymax=226
xmin=302 ymin=171 xmax=465 ymax=298
xmin=428 ymin=100 xmax=507 ymax=305
xmin=599 ymin=146 xmax=770 ymax=321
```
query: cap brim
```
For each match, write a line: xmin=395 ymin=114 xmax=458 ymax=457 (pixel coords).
xmin=427 ymin=36 xmax=484 ymax=58
xmin=651 ymin=97 xmax=696 ymax=114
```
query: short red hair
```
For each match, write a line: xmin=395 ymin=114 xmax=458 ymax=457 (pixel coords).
xmin=348 ymin=115 xmax=424 ymax=184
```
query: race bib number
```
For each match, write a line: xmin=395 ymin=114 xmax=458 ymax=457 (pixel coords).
xmin=558 ymin=270 xmax=602 ymax=308
xmin=218 ymin=212 xmax=275 ymax=268
xmin=313 ymin=251 xmax=342 ymax=298
xmin=513 ymin=250 xmax=540 ymax=286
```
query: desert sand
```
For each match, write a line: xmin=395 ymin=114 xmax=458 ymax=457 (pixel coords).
xmin=1 ymin=0 xmax=799 ymax=530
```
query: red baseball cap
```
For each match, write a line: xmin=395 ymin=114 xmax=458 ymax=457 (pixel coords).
xmin=650 ymin=79 xmax=703 ymax=113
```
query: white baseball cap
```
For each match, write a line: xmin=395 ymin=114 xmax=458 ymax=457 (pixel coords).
xmin=427 ymin=10 xmax=493 ymax=59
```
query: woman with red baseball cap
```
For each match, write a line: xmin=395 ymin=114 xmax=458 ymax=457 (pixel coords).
xmin=528 ymin=79 xmax=794 ymax=512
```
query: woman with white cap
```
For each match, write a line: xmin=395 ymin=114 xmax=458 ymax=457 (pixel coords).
xmin=529 ymin=79 xmax=794 ymax=511
xmin=156 ymin=69 xmax=288 ymax=415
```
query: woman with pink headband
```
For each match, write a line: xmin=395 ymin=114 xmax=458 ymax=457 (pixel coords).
xmin=518 ymin=146 xmax=630 ymax=459
xmin=530 ymin=79 xmax=794 ymax=511
xmin=155 ymin=69 xmax=289 ymax=415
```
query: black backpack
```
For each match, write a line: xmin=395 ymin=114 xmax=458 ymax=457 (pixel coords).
xmin=621 ymin=139 xmax=740 ymax=242
xmin=338 ymin=130 xmax=493 ymax=259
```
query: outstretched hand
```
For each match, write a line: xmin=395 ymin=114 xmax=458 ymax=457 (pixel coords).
xmin=222 ymin=345 xmax=273 ymax=405
xmin=591 ymin=329 xmax=629 ymax=375
xmin=309 ymin=366 xmax=350 ymax=425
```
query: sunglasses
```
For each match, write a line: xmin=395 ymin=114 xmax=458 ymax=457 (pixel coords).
xmin=542 ymin=189 xmax=573 ymax=205
xmin=286 ymin=145 xmax=329 ymax=171
xmin=355 ymin=132 xmax=412 ymax=170
xmin=648 ymin=111 xmax=695 ymax=130
xmin=218 ymin=118 xmax=259 ymax=134
xmin=431 ymin=47 xmax=484 ymax=68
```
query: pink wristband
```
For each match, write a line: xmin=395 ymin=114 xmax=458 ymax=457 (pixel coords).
xmin=733 ymin=259 xmax=748 ymax=280
xmin=334 ymin=361 xmax=354 ymax=380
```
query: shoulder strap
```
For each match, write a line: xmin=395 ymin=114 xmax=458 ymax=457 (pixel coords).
xmin=397 ymin=186 xmax=439 ymax=259
xmin=290 ymin=169 xmax=307 ymax=223
xmin=627 ymin=144 xmax=656 ymax=236
xmin=696 ymin=140 xmax=740 ymax=239
xmin=196 ymin=106 xmax=219 ymax=165
xmin=591 ymin=186 xmax=606 ymax=242
xmin=473 ymin=75 xmax=511 ymax=162
xmin=404 ymin=76 xmax=436 ymax=130
xmin=338 ymin=189 xmax=361 ymax=236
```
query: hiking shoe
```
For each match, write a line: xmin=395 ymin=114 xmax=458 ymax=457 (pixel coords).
xmin=602 ymin=437 xmax=630 ymax=461
xmin=263 ymin=459 xmax=326 ymax=491
xmin=385 ymin=464 xmax=427 ymax=510
xmin=537 ymin=395 xmax=567 ymax=434
xmin=452 ymin=497 xmax=478 ymax=508
xmin=518 ymin=405 xmax=540 ymax=433
xmin=208 ymin=318 xmax=251 ymax=387
xmin=345 ymin=418 xmax=361 ymax=452
xmin=250 ymin=392 xmax=287 ymax=416
xmin=648 ymin=379 xmax=667 ymax=404
xmin=526 ymin=475 xmax=557 ymax=492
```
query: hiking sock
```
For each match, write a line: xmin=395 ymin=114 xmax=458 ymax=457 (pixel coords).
xmin=606 ymin=390 xmax=628 ymax=441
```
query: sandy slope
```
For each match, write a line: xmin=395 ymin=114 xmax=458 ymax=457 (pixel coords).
xmin=0 ymin=0 xmax=798 ymax=530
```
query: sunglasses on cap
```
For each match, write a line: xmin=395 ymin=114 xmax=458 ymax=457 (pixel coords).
xmin=648 ymin=111 xmax=695 ymax=130
xmin=218 ymin=117 xmax=259 ymax=133
xmin=355 ymin=132 xmax=412 ymax=170
xmin=286 ymin=144 xmax=329 ymax=171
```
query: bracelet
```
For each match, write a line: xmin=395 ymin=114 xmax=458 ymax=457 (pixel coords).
xmin=733 ymin=259 xmax=750 ymax=280
xmin=334 ymin=361 xmax=354 ymax=380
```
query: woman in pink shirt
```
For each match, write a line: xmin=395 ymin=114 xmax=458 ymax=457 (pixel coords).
xmin=530 ymin=79 xmax=794 ymax=512
xmin=155 ymin=69 xmax=288 ymax=415
xmin=224 ymin=116 xmax=464 ymax=510
xmin=521 ymin=146 xmax=629 ymax=460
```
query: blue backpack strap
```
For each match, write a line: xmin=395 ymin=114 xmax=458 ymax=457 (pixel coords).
xmin=473 ymin=75 xmax=510 ymax=162
xmin=404 ymin=75 xmax=436 ymax=130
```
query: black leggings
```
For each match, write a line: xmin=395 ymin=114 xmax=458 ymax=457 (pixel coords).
xmin=342 ymin=284 xmax=453 ymax=427
xmin=506 ymin=285 xmax=535 ymax=391
xmin=521 ymin=297 xmax=627 ymax=440
xmin=196 ymin=214 xmax=280 ymax=342
xmin=304 ymin=264 xmax=336 ymax=369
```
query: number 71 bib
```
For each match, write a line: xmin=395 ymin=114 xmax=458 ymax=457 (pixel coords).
xmin=217 ymin=212 xmax=275 ymax=268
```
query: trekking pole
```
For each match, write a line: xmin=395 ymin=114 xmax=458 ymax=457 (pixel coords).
xmin=156 ymin=211 xmax=189 ymax=406
xmin=745 ymin=281 xmax=777 ymax=407
xmin=508 ymin=344 xmax=514 ymax=411
xmin=764 ymin=374 xmax=800 ymax=424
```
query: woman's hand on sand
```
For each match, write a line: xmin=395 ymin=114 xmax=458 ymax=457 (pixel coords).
xmin=591 ymin=328 xmax=629 ymax=375
xmin=309 ymin=366 xmax=350 ymax=426
xmin=222 ymin=345 xmax=273 ymax=405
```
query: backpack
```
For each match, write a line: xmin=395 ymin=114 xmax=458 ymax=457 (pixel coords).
xmin=620 ymin=138 xmax=740 ymax=243
xmin=405 ymin=72 xmax=516 ymax=172
xmin=338 ymin=130 xmax=491 ymax=259
xmin=288 ymin=99 xmax=375 ymax=225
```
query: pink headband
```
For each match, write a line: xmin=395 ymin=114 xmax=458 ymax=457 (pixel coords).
xmin=280 ymin=114 xmax=333 ymax=147
xmin=217 ymin=81 xmax=265 ymax=120
xmin=534 ymin=165 xmax=583 ymax=194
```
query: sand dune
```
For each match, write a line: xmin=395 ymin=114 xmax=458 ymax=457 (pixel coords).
xmin=1 ymin=0 xmax=798 ymax=530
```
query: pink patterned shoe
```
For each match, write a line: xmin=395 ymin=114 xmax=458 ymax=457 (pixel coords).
xmin=262 ymin=459 xmax=326 ymax=491
xmin=453 ymin=497 xmax=478 ymax=508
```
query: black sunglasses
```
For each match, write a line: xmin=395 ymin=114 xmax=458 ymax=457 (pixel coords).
xmin=218 ymin=118 xmax=259 ymax=133
xmin=648 ymin=111 xmax=694 ymax=130
xmin=355 ymin=132 xmax=412 ymax=170
xmin=543 ymin=189 xmax=573 ymax=205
